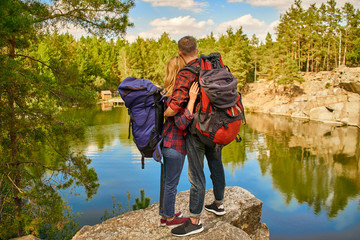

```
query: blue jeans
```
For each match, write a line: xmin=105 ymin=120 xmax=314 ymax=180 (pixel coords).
xmin=186 ymin=133 xmax=225 ymax=218
xmin=159 ymin=147 xmax=185 ymax=218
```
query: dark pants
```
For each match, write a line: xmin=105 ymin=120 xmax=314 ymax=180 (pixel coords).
xmin=159 ymin=147 xmax=185 ymax=218
xmin=186 ymin=133 xmax=225 ymax=218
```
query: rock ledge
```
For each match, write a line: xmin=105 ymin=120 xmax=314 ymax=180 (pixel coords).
xmin=72 ymin=186 xmax=269 ymax=240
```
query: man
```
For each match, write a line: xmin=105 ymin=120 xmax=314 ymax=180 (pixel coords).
xmin=164 ymin=36 xmax=226 ymax=237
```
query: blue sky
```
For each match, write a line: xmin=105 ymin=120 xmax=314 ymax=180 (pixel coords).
xmin=122 ymin=0 xmax=360 ymax=42
xmin=57 ymin=0 xmax=360 ymax=43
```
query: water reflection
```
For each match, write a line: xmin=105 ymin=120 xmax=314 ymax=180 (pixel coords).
xmin=239 ymin=113 xmax=360 ymax=218
xmin=65 ymin=106 xmax=132 ymax=151
xmin=65 ymin=107 xmax=360 ymax=238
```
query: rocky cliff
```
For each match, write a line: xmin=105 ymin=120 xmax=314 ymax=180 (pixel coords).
xmin=243 ymin=66 xmax=360 ymax=127
xmin=72 ymin=186 xmax=269 ymax=240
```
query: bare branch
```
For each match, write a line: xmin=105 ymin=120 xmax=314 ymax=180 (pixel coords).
xmin=15 ymin=161 xmax=70 ymax=174
xmin=41 ymin=7 xmax=115 ymax=23
xmin=7 ymin=173 xmax=24 ymax=193
xmin=14 ymin=54 xmax=59 ymax=73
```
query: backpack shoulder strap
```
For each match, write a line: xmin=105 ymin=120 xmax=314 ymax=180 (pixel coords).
xmin=179 ymin=65 xmax=200 ymax=76
xmin=179 ymin=58 xmax=202 ymax=76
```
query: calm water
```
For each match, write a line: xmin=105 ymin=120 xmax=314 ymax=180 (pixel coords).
xmin=65 ymin=105 xmax=360 ymax=240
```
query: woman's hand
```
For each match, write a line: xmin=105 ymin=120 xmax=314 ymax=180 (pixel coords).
xmin=189 ymin=82 xmax=199 ymax=102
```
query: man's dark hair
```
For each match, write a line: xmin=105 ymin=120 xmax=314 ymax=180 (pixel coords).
xmin=178 ymin=36 xmax=197 ymax=57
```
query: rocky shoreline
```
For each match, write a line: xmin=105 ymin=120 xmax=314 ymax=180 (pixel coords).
xmin=242 ymin=66 xmax=360 ymax=128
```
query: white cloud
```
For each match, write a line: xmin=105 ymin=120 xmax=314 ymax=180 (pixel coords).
xmin=150 ymin=16 xmax=214 ymax=34
xmin=216 ymin=14 xmax=266 ymax=34
xmin=126 ymin=15 xmax=214 ymax=42
xmin=266 ymin=20 xmax=280 ymax=34
xmin=125 ymin=14 xmax=277 ymax=44
xmin=301 ymin=0 xmax=360 ymax=9
xmin=142 ymin=0 xmax=209 ymax=13
xmin=228 ymin=0 xmax=360 ymax=10
xmin=54 ymin=22 xmax=91 ymax=39
xmin=125 ymin=34 xmax=140 ymax=43
xmin=256 ymin=20 xmax=280 ymax=43
xmin=245 ymin=0 xmax=290 ymax=10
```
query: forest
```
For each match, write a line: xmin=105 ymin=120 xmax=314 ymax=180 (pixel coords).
xmin=15 ymin=0 xmax=360 ymax=93
xmin=0 ymin=0 xmax=359 ymax=239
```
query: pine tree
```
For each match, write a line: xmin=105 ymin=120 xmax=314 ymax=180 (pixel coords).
xmin=198 ymin=32 xmax=217 ymax=55
xmin=250 ymin=34 xmax=260 ymax=83
xmin=342 ymin=3 xmax=360 ymax=66
xmin=154 ymin=32 xmax=178 ymax=85
xmin=0 ymin=0 xmax=134 ymax=238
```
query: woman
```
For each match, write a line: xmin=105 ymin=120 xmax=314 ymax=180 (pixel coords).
xmin=159 ymin=56 xmax=199 ymax=227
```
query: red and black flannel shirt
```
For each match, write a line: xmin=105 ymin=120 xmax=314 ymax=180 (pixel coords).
xmin=162 ymin=98 xmax=193 ymax=155
xmin=162 ymin=58 xmax=200 ymax=155
xmin=168 ymin=58 xmax=200 ymax=113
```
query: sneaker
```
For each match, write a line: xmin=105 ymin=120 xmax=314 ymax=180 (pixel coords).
xmin=166 ymin=216 xmax=189 ymax=228
xmin=205 ymin=201 xmax=226 ymax=216
xmin=171 ymin=219 xmax=204 ymax=237
xmin=160 ymin=212 xmax=183 ymax=226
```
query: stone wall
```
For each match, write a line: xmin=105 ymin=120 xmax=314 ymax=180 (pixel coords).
xmin=72 ymin=186 xmax=269 ymax=240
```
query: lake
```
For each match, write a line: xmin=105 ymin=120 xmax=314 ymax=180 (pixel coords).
xmin=66 ymin=105 xmax=360 ymax=240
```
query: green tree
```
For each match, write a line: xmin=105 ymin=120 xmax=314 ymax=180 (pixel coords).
xmin=249 ymin=34 xmax=260 ymax=82
xmin=258 ymin=33 xmax=281 ymax=81
xmin=303 ymin=4 xmax=322 ymax=72
xmin=115 ymin=38 xmax=131 ymax=83
xmin=155 ymin=33 xmax=178 ymax=85
xmin=0 ymin=0 xmax=134 ymax=238
xmin=278 ymin=58 xmax=304 ymax=85
xmin=128 ymin=37 xmax=155 ymax=81
xmin=227 ymin=27 xmax=252 ymax=88
xmin=320 ymin=0 xmax=341 ymax=70
xmin=198 ymin=32 xmax=217 ymax=55
xmin=216 ymin=27 xmax=252 ymax=89
xmin=342 ymin=3 xmax=360 ymax=66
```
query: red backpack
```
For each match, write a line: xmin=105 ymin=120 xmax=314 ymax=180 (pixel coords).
xmin=182 ymin=52 xmax=246 ymax=147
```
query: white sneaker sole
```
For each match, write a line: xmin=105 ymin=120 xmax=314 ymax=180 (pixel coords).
xmin=172 ymin=226 xmax=204 ymax=237
xmin=167 ymin=223 xmax=183 ymax=228
xmin=205 ymin=207 xmax=226 ymax=216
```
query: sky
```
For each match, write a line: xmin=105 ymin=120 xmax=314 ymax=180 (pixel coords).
xmin=60 ymin=0 xmax=360 ymax=43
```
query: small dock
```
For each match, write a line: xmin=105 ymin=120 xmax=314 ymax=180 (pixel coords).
xmin=110 ymin=98 xmax=124 ymax=106
xmin=97 ymin=97 xmax=124 ymax=108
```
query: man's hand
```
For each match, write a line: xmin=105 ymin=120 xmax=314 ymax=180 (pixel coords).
xmin=164 ymin=106 xmax=178 ymax=117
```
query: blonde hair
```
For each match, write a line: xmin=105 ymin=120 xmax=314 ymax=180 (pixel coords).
xmin=164 ymin=56 xmax=186 ymax=97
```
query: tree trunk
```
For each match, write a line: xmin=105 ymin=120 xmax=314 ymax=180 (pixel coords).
xmin=327 ymin=39 xmax=331 ymax=71
xmin=335 ymin=36 xmax=339 ymax=68
xmin=343 ymin=28 xmax=348 ymax=66
xmin=298 ymin=36 xmax=301 ymax=70
xmin=254 ymin=61 xmax=257 ymax=82
xmin=306 ymin=41 xmax=311 ymax=72
xmin=311 ymin=43 xmax=314 ymax=72
xmin=8 ymin=35 xmax=24 ymax=237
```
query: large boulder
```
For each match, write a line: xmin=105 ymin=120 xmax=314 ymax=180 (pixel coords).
xmin=72 ymin=186 xmax=269 ymax=240
xmin=337 ymin=66 xmax=360 ymax=95
xmin=243 ymin=66 xmax=360 ymax=127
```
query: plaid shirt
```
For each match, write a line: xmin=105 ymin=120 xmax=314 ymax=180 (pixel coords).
xmin=168 ymin=58 xmax=200 ymax=113
xmin=162 ymin=99 xmax=193 ymax=155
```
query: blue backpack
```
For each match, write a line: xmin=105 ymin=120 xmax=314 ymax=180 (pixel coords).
xmin=118 ymin=77 xmax=165 ymax=169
